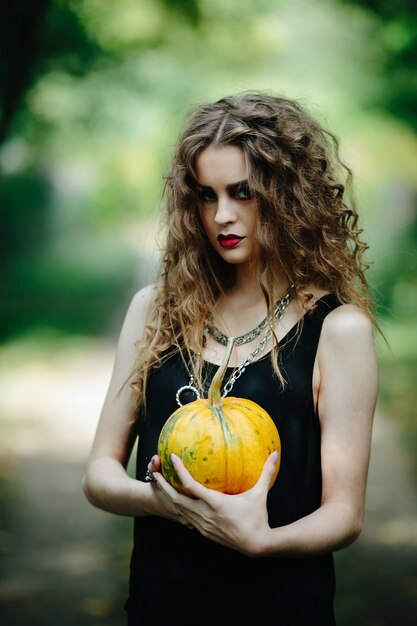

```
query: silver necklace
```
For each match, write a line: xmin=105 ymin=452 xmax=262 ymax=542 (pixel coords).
xmin=205 ymin=283 xmax=295 ymax=346
xmin=176 ymin=286 xmax=294 ymax=407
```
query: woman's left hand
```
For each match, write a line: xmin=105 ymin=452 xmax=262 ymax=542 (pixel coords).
xmin=152 ymin=451 xmax=279 ymax=556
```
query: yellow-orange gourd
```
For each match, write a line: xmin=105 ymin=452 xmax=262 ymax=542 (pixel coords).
xmin=157 ymin=337 xmax=281 ymax=494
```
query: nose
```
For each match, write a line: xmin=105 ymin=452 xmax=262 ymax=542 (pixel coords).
xmin=214 ymin=194 xmax=237 ymax=225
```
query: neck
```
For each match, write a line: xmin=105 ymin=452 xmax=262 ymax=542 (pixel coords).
xmin=228 ymin=263 xmax=289 ymax=304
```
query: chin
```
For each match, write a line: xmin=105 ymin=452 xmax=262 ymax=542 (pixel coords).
xmin=217 ymin=251 xmax=256 ymax=267
xmin=217 ymin=251 xmax=249 ymax=263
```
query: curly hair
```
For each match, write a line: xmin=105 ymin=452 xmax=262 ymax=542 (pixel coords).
xmin=129 ymin=91 xmax=375 ymax=413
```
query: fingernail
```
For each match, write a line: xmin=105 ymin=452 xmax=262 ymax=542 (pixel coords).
xmin=171 ymin=453 xmax=178 ymax=463
xmin=150 ymin=455 xmax=156 ymax=465
xmin=272 ymin=451 xmax=279 ymax=463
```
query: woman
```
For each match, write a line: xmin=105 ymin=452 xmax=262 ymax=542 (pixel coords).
xmin=83 ymin=92 xmax=379 ymax=625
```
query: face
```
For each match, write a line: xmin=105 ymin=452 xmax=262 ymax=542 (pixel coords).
xmin=195 ymin=145 xmax=259 ymax=267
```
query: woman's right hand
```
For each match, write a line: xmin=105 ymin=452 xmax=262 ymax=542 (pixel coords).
xmin=146 ymin=455 xmax=193 ymax=528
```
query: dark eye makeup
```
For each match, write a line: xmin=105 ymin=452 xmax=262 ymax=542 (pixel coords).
xmin=197 ymin=187 xmax=217 ymax=203
xmin=234 ymin=185 xmax=253 ymax=200
xmin=196 ymin=180 xmax=253 ymax=203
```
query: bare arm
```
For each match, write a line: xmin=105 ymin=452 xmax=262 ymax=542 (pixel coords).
xmin=261 ymin=304 xmax=378 ymax=555
xmin=82 ymin=284 xmax=183 ymax=522
xmin=152 ymin=304 xmax=379 ymax=556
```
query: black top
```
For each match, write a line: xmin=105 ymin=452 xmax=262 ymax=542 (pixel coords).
xmin=125 ymin=294 xmax=341 ymax=625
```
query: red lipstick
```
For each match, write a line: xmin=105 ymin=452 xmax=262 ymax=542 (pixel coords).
xmin=218 ymin=234 xmax=244 ymax=248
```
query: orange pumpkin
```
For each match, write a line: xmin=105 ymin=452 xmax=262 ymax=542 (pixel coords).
xmin=157 ymin=338 xmax=281 ymax=494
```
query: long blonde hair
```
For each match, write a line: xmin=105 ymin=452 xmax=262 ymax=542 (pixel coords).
xmin=130 ymin=92 xmax=375 ymax=414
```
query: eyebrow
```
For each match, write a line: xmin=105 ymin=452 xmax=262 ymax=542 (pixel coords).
xmin=196 ymin=179 xmax=250 ymax=192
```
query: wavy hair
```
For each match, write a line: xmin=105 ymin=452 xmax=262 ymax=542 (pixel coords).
xmin=130 ymin=91 xmax=376 ymax=413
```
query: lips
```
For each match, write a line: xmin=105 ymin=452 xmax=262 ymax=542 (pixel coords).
xmin=218 ymin=234 xmax=244 ymax=249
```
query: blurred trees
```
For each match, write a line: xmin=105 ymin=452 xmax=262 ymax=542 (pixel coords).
xmin=0 ymin=0 xmax=202 ymax=144
xmin=341 ymin=0 xmax=417 ymax=132
xmin=337 ymin=0 xmax=417 ymax=323
xmin=0 ymin=0 xmax=416 ymax=341
xmin=1 ymin=7 xmax=416 ymax=624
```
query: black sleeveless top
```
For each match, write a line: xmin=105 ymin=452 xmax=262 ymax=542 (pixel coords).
xmin=125 ymin=294 xmax=341 ymax=625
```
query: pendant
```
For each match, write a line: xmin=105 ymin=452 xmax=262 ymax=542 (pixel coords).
xmin=176 ymin=384 xmax=201 ymax=407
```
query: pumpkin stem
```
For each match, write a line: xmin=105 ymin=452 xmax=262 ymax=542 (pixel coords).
xmin=208 ymin=337 xmax=235 ymax=408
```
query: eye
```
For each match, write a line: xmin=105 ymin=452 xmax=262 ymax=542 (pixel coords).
xmin=197 ymin=187 xmax=217 ymax=203
xmin=235 ymin=185 xmax=253 ymax=201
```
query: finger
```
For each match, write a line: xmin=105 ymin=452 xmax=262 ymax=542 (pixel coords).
xmin=170 ymin=454 xmax=216 ymax=503
xmin=152 ymin=471 xmax=179 ymax=502
xmin=253 ymin=450 xmax=279 ymax=494
xmin=145 ymin=454 xmax=162 ymax=482
xmin=152 ymin=470 xmax=200 ymax=519
xmin=147 ymin=454 xmax=161 ymax=472
xmin=152 ymin=472 xmax=195 ymax=528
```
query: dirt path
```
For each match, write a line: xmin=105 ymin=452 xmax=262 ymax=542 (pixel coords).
xmin=0 ymin=339 xmax=416 ymax=625
xmin=0 ymin=338 xmax=129 ymax=625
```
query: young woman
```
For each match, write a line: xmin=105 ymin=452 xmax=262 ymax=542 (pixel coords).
xmin=83 ymin=92 xmax=379 ymax=625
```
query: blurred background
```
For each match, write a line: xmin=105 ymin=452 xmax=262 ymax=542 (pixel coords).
xmin=0 ymin=1 xmax=416 ymax=624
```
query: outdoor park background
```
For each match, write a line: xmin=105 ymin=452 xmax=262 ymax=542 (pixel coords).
xmin=0 ymin=1 xmax=416 ymax=624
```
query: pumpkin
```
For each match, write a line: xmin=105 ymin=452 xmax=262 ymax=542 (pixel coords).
xmin=157 ymin=337 xmax=281 ymax=494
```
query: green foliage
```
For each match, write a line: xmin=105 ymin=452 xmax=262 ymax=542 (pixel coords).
xmin=0 ymin=169 xmax=53 ymax=264
xmin=0 ymin=0 xmax=416 ymax=342
xmin=379 ymin=359 xmax=417 ymax=482
xmin=376 ymin=319 xmax=417 ymax=480
xmin=0 ymin=168 xmax=139 ymax=340
xmin=341 ymin=0 xmax=417 ymax=132
xmin=0 ymin=8 xmax=415 ymax=625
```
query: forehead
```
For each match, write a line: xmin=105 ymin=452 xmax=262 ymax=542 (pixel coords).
xmin=195 ymin=145 xmax=247 ymax=186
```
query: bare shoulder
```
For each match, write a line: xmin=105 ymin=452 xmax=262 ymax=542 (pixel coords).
xmin=117 ymin=283 xmax=157 ymax=349
xmin=317 ymin=304 xmax=377 ymax=373
xmin=126 ymin=283 xmax=156 ymax=321
xmin=321 ymin=304 xmax=374 ymax=343
xmin=315 ymin=304 xmax=378 ymax=413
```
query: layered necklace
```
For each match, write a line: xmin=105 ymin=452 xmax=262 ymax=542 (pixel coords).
xmin=176 ymin=283 xmax=295 ymax=407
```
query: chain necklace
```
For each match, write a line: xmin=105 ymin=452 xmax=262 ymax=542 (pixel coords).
xmin=176 ymin=285 xmax=295 ymax=407
xmin=205 ymin=283 xmax=295 ymax=346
